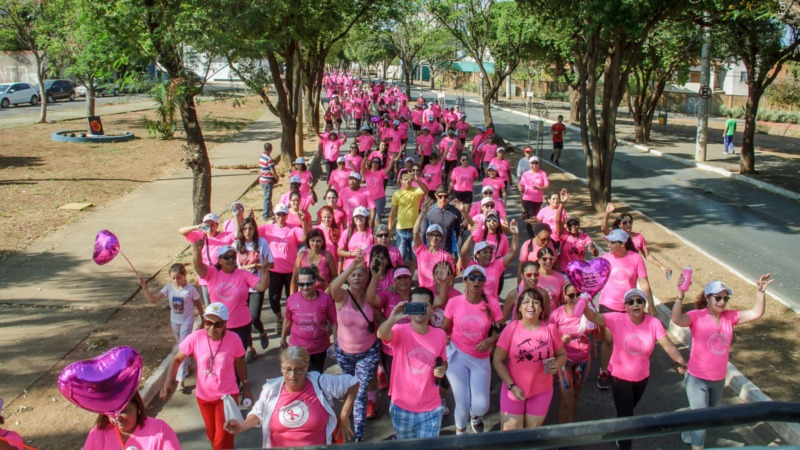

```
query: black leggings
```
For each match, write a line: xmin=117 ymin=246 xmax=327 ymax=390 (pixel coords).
xmin=355 ymin=118 xmax=362 ymax=130
xmin=229 ymin=323 xmax=253 ymax=383
xmin=522 ymin=200 xmax=543 ymax=239
xmin=268 ymin=271 xmax=292 ymax=318
xmin=248 ymin=291 xmax=266 ymax=334
xmin=326 ymin=161 xmax=337 ymax=180
xmin=612 ymin=376 xmax=650 ymax=450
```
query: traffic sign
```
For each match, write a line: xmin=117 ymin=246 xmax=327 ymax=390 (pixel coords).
xmin=699 ymin=85 xmax=712 ymax=99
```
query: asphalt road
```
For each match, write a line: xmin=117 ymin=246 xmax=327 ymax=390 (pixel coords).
xmin=420 ymin=87 xmax=800 ymax=314
xmin=0 ymin=92 xmax=150 ymax=119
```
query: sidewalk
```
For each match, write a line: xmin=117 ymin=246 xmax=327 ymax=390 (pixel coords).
xmin=0 ymin=110 xmax=281 ymax=408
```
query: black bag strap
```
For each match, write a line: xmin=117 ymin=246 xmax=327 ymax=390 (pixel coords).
xmin=347 ymin=290 xmax=374 ymax=328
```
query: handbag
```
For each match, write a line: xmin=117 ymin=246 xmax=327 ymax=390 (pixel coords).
xmin=347 ymin=291 xmax=375 ymax=334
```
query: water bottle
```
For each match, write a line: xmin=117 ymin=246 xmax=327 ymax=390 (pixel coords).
xmin=678 ymin=266 xmax=693 ymax=293
xmin=242 ymin=398 xmax=252 ymax=408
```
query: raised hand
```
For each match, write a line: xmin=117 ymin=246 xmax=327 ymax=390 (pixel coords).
xmin=605 ymin=202 xmax=616 ymax=214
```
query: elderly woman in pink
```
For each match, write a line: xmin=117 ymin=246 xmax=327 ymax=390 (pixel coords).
xmin=413 ymin=199 xmax=455 ymax=290
xmin=494 ymin=288 xmax=566 ymax=430
xmin=84 ymin=392 xmax=180 ymax=450
xmin=338 ymin=206 xmax=374 ymax=271
xmin=672 ymin=274 xmax=773 ymax=450
xmin=518 ymin=155 xmax=549 ymax=239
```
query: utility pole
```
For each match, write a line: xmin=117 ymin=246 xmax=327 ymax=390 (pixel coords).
xmin=695 ymin=12 xmax=711 ymax=162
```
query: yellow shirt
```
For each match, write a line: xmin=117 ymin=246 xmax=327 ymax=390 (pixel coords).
xmin=391 ymin=188 xmax=425 ymax=229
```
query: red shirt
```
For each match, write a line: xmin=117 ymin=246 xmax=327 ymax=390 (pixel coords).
xmin=552 ymin=123 xmax=566 ymax=143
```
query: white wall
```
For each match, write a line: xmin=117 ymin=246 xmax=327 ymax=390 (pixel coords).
xmin=0 ymin=51 xmax=38 ymax=84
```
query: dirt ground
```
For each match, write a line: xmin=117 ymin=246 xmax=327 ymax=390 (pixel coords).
xmin=3 ymin=115 xmax=798 ymax=448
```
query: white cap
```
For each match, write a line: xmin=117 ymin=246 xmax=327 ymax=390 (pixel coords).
xmin=474 ymin=241 xmax=496 ymax=254
xmin=289 ymin=175 xmax=302 ymax=184
xmin=487 ymin=164 xmax=498 ymax=171
xmin=205 ymin=302 xmax=229 ymax=321
xmin=425 ymin=224 xmax=443 ymax=235
xmin=603 ymin=229 xmax=630 ymax=243
xmin=404 ymin=157 xmax=414 ymax=163
xmin=203 ymin=213 xmax=219 ymax=223
xmin=623 ymin=289 xmax=648 ymax=304
xmin=217 ymin=245 xmax=237 ymax=257
xmin=481 ymin=197 xmax=496 ymax=206
xmin=496 ymin=147 xmax=505 ymax=153
xmin=294 ymin=157 xmax=305 ymax=165
xmin=349 ymin=172 xmax=362 ymax=181
xmin=353 ymin=206 xmax=369 ymax=217
xmin=463 ymin=265 xmax=487 ymax=278
xmin=274 ymin=203 xmax=289 ymax=214
xmin=529 ymin=156 xmax=540 ymax=163
xmin=392 ymin=119 xmax=400 ymax=125
xmin=337 ymin=156 xmax=346 ymax=163
xmin=704 ymin=280 xmax=734 ymax=296
xmin=481 ymin=185 xmax=494 ymax=194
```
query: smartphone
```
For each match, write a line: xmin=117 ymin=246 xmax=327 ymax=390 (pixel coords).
xmin=403 ymin=302 xmax=427 ymax=316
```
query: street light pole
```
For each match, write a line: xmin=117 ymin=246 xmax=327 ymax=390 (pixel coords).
xmin=695 ymin=12 xmax=711 ymax=162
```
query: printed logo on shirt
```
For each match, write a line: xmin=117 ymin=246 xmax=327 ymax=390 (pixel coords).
xmin=610 ymin=266 xmax=633 ymax=285
xmin=514 ymin=336 xmax=551 ymax=363
xmin=279 ymin=400 xmax=310 ymax=428
xmin=407 ymin=347 xmax=435 ymax=375
xmin=706 ymin=331 xmax=732 ymax=356
xmin=622 ymin=332 xmax=651 ymax=356
xmin=429 ymin=308 xmax=445 ymax=328
xmin=171 ymin=296 xmax=185 ymax=314
xmin=460 ymin=314 xmax=484 ymax=339
xmin=213 ymin=282 xmax=238 ymax=302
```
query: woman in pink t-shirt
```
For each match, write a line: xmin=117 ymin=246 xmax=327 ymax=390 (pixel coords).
xmin=602 ymin=202 xmax=672 ymax=279
xmin=449 ymin=154 xmax=479 ymax=206
xmin=494 ymin=288 xmax=566 ymax=430
xmin=548 ymin=283 xmax=593 ymax=424
xmin=536 ymin=247 xmax=566 ymax=312
xmin=420 ymin=152 xmax=443 ymax=196
xmin=287 ymin=192 xmax=313 ymax=230
xmin=338 ymin=207 xmax=375 ymax=271
xmin=554 ymin=193 xmax=597 ymax=272
xmin=260 ymin=210 xmax=306 ymax=334
xmin=582 ymin=289 xmax=687 ymax=450
xmin=442 ymin=265 xmax=504 ymax=435
xmin=671 ymin=274 xmax=773 ymax=449
xmin=460 ymin=220 xmax=519 ymax=307
xmin=488 ymin=147 xmax=511 ymax=187
xmin=362 ymin=153 xmax=400 ymax=226
xmin=480 ymin=135 xmax=498 ymax=172
xmin=412 ymin=200 xmax=455 ymax=290
xmin=536 ymin=192 xmax=568 ymax=246
xmin=518 ymin=223 xmax=556 ymax=281
xmin=290 ymin=159 xmax=315 ymax=196
xmin=470 ymin=209 xmax=510 ymax=258
xmin=518 ymin=157 xmax=549 ymax=238
xmin=481 ymin=165 xmax=506 ymax=203
xmin=329 ymin=256 xmax=381 ymax=441
xmin=84 ymin=392 xmax=181 ymax=450
xmin=318 ymin=130 xmax=347 ymax=175
xmin=291 ymin=229 xmax=338 ymax=293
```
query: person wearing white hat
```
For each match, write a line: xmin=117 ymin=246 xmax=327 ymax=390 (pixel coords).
xmin=594 ymin=227 xmax=653 ymax=391
xmin=280 ymin=174 xmax=316 ymax=212
xmin=162 ymin=301 xmax=254 ymax=449
xmin=329 ymin=156 xmax=351 ymax=193
xmin=518 ymin=155 xmax=550 ymax=239
xmin=337 ymin=171 xmax=376 ymax=225
xmin=316 ymin=128 xmax=348 ymax=178
xmin=672 ymin=274 xmax=773 ymax=450
xmin=468 ymin=187 xmax=508 ymax=218
xmin=460 ymin=219 xmax=520 ymax=307
xmin=178 ymin=212 xmax=235 ymax=306
xmin=456 ymin=113 xmax=470 ymax=145
xmin=338 ymin=206 xmax=375 ymax=271
xmin=412 ymin=210 xmax=456 ymax=291
xmin=488 ymin=146 xmax=512 ymax=190
xmin=441 ymin=264 xmax=504 ymax=435
xmin=290 ymin=156 xmax=316 ymax=197
xmin=357 ymin=125 xmax=376 ymax=155
xmin=481 ymin=164 xmax=506 ymax=204
xmin=581 ymin=289 xmax=687 ymax=450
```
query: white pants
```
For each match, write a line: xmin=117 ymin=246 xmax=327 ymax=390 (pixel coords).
xmin=171 ymin=321 xmax=194 ymax=381
xmin=446 ymin=344 xmax=492 ymax=430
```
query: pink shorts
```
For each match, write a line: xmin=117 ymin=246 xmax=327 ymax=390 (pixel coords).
xmin=499 ymin=383 xmax=553 ymax=416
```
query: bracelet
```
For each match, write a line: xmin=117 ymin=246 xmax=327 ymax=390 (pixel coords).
xmin=508 ymin=383 xmax=516 ymax=390
xmin=241 ymin=380 xmax=249 ymax=384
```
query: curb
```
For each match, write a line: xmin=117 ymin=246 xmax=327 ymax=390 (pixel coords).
xmin=140 ymin=346 xmax=178 ymax=406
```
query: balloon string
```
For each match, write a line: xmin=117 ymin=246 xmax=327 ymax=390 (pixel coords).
xmin=114 ymin=425 xmax=126 ymax=450
xmin=0 ymin=435 xmax=39 ymax=450
xmin=118 ymin=250 xmax=141 ymax=279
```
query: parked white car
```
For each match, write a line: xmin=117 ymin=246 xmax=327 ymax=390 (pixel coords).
xmin=0 ymin=82 xmax=40 ymax=107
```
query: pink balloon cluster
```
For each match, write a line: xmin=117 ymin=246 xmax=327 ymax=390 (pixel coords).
xmin=57 ymin=346 xmax=142 ymax=416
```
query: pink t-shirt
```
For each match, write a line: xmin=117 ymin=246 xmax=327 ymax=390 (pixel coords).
xmin=329 ymin=169 xmax=350 ymax=193
xmin=285 ymin=291 xmax=338 ymax=355
xmin=605 ymin=313 xmax=665 ymax=382
xmin=344 ymin=154 xmax=363 ymax=172
xmin=416 ymin=133 xmax=435 ymax=156
xmin=497 ymin=321 xmax=563 ymax=397
xmin=337 ymin=187 xmax=375 ymax=222
xmin=338 ymin=228 xmax=374 ymax=269
xmin=439 ymin=137 xmax=461 ymax=161
xmin=420 ymin=161 xmax=443 ymax=190
xmin=387 ymin=128 xmax=406 ymax=153
xmin=470 ymin=230 xmax=509 ymax=260
xmin=687 ymin=309 xmax=740 ymax=381
xmin=259 ymin=224 xmax=304 ymax=274
xmin=184 ymin=230 xmax=234 ymax=287
xmin=364 ymin=169 xmax=386 ymax=200
xmin=384 ymin=323 xmax=447 ymax=412
xmin=482 ymin=144 xmax=498 ymax=162
xmin=358 ymin=134 xmax=376 ymax=154
xmin=203 ymin=266 xmax=259 ymax=328
xmin=558 ymin=232 xmax=593 ymax=271
xmin=286 ymin=210 xmax=311 ymax=230
xmin=631 ymin=232 xmax=648 ymax=253
xmin=444 ymin=295 xmax=503 ymax=358
xmin=290 ymin=170 xmax=314 ymax=195
xmin=536 ymin=207 xmax=567 ymax=242
xmin=322 ymin=135 xmax=346 ymax=161
xmin=519 ymin=239 xmax=557 ymax=264
xmin=549 ymin=306 xmax=591 ymax=362
xmin=180 ymin=329 xmax=245 ymax=401
xmin=413 ymin=244 xmax=454 ymax=290
xmin=481 ymin=177 xmax=505 ymax=200
xmin=268 ymin=383 xmax=328 ymax=448
xmin=411 ymin=109 xmax=423 ymax=126
xmin=280 ymin=191 xmax=315 ymax=212
xmin=489 ymin=157 xmax=511 ymax=182
xmin=450 ymin=165 xmax=479 ymax=192
xmin=336 ymin=294 xmax=377 ymax=354
xmin=456 ymin=121 xmax=469 ymax=139
xmin=315 ymin=225 xmax=340 ymax=266
xmin=84 ymin=418 xmax=180 ymax=450
xmin=599 ymin=251 xmax=648 ymax=311
xmin=538 ymin=271 xmax=566 ymax=311
xmin=520 ymin=170 xmax=549 ymax=202
xmin=465 ymin=259 xmax=506 ymax=307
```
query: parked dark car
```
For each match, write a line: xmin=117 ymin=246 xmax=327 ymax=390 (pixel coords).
xmin=43 ymin=79 xmax=76 ymax=103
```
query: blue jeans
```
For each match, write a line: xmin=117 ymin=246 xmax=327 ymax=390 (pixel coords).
xmin=261 ymin=183 xmax=274 ymax=219
xmin=374 ymin=197 xmax=387 ymax=225
xmin=684 ymin=373 xmax=725 ymax=447
xmin=395 ymin=229 xmax=414 ymax=263
xmin=723 ymin=135 xmax=735 ymax=153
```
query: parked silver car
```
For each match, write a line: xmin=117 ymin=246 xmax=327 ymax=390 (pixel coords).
xmin=0 ymin=82 xmax=40 ymax=107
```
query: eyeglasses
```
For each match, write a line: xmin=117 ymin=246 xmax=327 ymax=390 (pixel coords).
xmin=710 ymin=295 xmax=730 ymax=303
xmin=204 ymin=320 xmax=225 ymax=329
xmin=297 ymin=281 xmax=315 ymax=288
xmin=620 ymin=220 xmax=633 ymax=225
xmin=427 ymin=234 xmax=442 ymax=239
xmin=460 ymin=159 xmax=469 ymax=162
xmin=219 ymin=254 xmax=237 ymax=261
xmin=281 ymin=367 xmax=307 ymax=375
xmin=376 ymin=233 xmax=389 ymax=238
xmin=565 ymin=293 xmax=578 ymax=299
xmin=625 ymin=298 xmax=646 ymax=306
xmin=465 ymin=274 xmax=486 ymax=283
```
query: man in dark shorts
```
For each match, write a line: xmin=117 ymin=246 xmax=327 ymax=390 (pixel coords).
xmin=550 ymin=115 xmax=566 ymax=166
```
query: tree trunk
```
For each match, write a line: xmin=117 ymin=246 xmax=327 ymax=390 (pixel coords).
xmin=569 ymin=87 xmax=579 ymax=123
xmin=403 ymin=63 xmax=413 ymax=98
xmin=739 ymin=89 xmax=760 ymax=174
xmin=177 ymin=93 xmax=212 ymax=224
xmin=481 ymin=91 xmax=494 ymax=129
xmin=36 ymin=57 xmax=47 ymax=123
xmin=86 ymin=83 xmax=97 ymax=118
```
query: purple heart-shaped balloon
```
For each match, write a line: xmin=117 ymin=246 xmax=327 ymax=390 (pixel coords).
xmin=58 ymin=346 xmax=142 ymax=415
xmin=565 ymin=258 xmax=611 ymax=299
xmin=93 ymin=229 xmax=120 ymax=265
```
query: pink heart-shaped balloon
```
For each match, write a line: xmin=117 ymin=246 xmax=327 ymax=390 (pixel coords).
xmin=565 ymin=258 xmax=611 ymax=299
xmin=58 ymin=346 xmax=142 ymax=415
xmin=93 ymin=230 xmax=120 ymax=265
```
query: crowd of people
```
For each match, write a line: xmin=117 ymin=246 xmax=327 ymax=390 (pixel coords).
xmin=53 ymin=71 xmax=774 ymax=450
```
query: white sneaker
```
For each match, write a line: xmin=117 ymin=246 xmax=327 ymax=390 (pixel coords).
xmin=681 ymin=431 xmax=691 ymax=445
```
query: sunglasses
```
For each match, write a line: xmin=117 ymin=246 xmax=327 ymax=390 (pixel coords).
xmin=567 ymin=222 xmax=580 ymax=227
xmin=523 ymin=272 xmax=538 ymax=278
xmin=625 ymin=298 xmax=646 ymax=306
xmin=465 ymin=274 xmax=487 ymax=282
xmin=376 ymin=233 xmax=389 ymax=238
xmin=710 ymin=295 xmax=730 ymax=303
xmin=565 ymin=293 xmax=578 ymax=299
xmin=297 ymin=281 xmax=315 ymax=288
xmin=530 ymin=161 xmax=540 ymax=165
xmin=204 ymin=320 xmax=225 ymax=329
xmin=219 ymin=254 xmax=237 ymax=261
xmin=620 ymin=220 xmax=633 ymax=225
xmin=540 ymin=257 xmax=554 ymax=262
xmin=486 ymin=217 xmax=499 ymax=223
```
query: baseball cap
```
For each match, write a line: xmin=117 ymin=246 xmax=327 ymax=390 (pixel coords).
xmin=481 ymin=185 xmax=494 ymax=194
xmin=474 ymin=241 xmax=496 ymax=254
xmin=353 ymin=206 xmax=369 ymax=217
xmin=624 ymin=289 xmax=648 ymax=304
xmin=496 ymin=147 xmax=506 ymax=153
xmin=426 ymin=224 xmax=444 ymax=235
xmin=463 ymin=265 xmax=487 ymax=278
xmin=704 ymin=280 xmax=734 ymax=296
xmin=524 ymin=146 xmax=533 ymax=153
xmin=481 ymin=196 xmax=495 ymax=206
xmin=217 ymin=245 xmax=237 ymax=257
xmin=487 ymin=164 xmax=498 ymax=171
xmin=289 ymin=175 xmax=301 ymax=184
xmin=422 ymin=127 xmax=430 ymax=132
xmin=394 ymin=267 xmax=412 ymax=278
xmin=392 ymin=119 xmax=400 ymax=125
xmin=205 ymin=302 xmax=229 ymax=321
xmin=404 ymin=157 xmax=414 ymax=163
xmin=203 ymin=213 xmax=219 ymax=223
xmin=230 ymin=202 xmax=244 ymax=213
xmin=447 ymin=129 xmax=455 ymax=135
xmin=360 ymin=125 xmax=371 ymax=131
xmin=435 ymin=185 xmax=449 ymax=195
xmin=603 ymin=229 xmax=630 ymax=243
xmin=294 ymin=157 xmax=305 ymax=165
xmin=337 ymin=156 xmax=346 ymax=163
xmin=566 ymin=216 xmax=580 ymax=226
xmin=529 ymin=156 xmax=540 ymax=163
xmin=349 ymin=172 xmax=362 ymax=181
xmin=486 ymin=209 xmax=499 ymax=219
xmin=460 ymin=113 xmax=467 ymax=118
xmin=274 ymin=203 xmax=289 ymax=215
